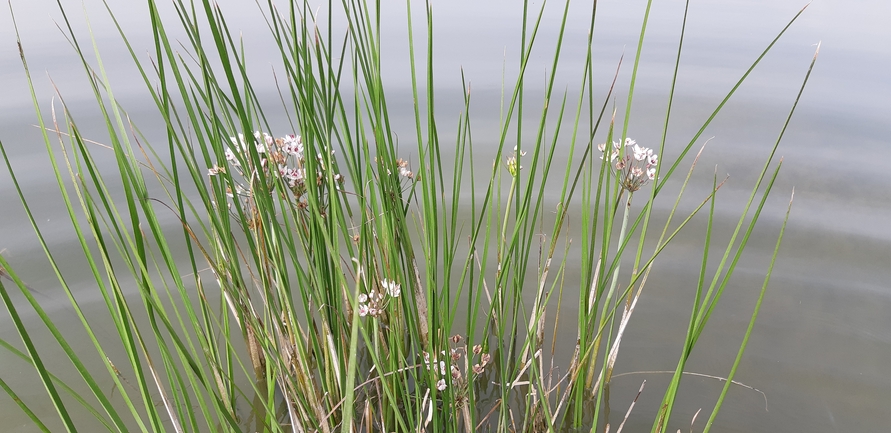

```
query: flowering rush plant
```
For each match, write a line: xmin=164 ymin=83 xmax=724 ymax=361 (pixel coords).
xmin=598 ymin=137 xmax=658 ymax=192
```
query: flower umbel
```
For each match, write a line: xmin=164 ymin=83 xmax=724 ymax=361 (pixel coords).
xmin=209 ymin=131 xmax=344 ymax=213
xmin=598 ymin=137 xmax=657 ymax=192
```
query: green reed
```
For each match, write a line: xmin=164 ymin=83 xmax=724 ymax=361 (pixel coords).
xmin=0 ymin=0 xmax=815 ymax=431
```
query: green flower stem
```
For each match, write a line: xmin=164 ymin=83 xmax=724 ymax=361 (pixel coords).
xmin=586 ymin=190 xmax=632 ymax=388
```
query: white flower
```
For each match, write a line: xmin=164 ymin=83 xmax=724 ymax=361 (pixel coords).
xmin=358 ymin=304 xmax=369 ymax=317
xmin=513 ymin=145 xmax=527 ymax=156
xmin=624 ymin=138 xmax=636 ymax=147
xmin=254 ymin=131 xmax=273 ymax=148
xmin=648 ymin=153 xmax=658 ymax=166
xmin=647 ymin=167 xmax=656 ymax=180
xmin=225 ymin=148 xmax=240 ymax=166
xmin=231 ymin=134 xmax=246 ymax=149
xmin=397 ymin=162 xmax=413 ymax=178
xmin=358 ymin=293 xmax=368 ymax=303
xmin=632 ymin=144 xmax=649 ymax=161
xmin=436 ymin=379 xmax=447 ymax=391
xmin=207 ymin=165 xmax=225 ymax=176
xmin=381 ymin=279 xmax=401 ymax=298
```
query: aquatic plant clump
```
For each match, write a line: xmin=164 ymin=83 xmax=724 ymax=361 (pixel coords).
xmin=0 ymin=0 xmax=814 ymax=432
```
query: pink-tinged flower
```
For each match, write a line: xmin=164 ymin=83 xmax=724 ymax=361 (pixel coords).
xmin=358 ymin=304 xmax=369 ymax=317
xmin=624 ymin=138 xmax=637 ymax=147
xmin=358 ymin=293 xmax=368 ymax=303
xmin=647 ymin=167 xmax=656 ymax=180
xmin=278 ymin=165 xmax=304 ymax=188
xmin=207 ymin=165 xmax=226 ymax=176
xmin=631 ymin=166 xmax=644 ymax=178
xmin=648 ymin=154 xmax=658 ymax=166
xmin=632 ymin=144 xmax=649 ymax=161
xmin=281 ymin=134 xmax=304 ymax=156
xmin=436 ymin=379 xmax=447 ymax=391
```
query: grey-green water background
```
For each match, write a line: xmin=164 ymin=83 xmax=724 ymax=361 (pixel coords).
xmin=0 ymin=0 xmax=889 ymax=431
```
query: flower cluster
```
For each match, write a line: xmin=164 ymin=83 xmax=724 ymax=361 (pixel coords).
xmin=422 ymin=335 xmax=491 ymax=396
xmin=598 ymin=138 xmax=658 ymax=192
xmin=357 ymin=279 xmax=401 ymax=317
xmin=505 ymin=145 xmax=527 ymax=177
xmin=377 ymin=156 xmax=416 ymax=180
xmin=395 ymin=158 xmax=414 ymax=179
xmin=209 ymin=131 xmax=344 ymax=204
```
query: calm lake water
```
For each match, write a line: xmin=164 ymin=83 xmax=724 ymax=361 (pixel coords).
xmin=1 ymin=0 xmax=889 ymax=431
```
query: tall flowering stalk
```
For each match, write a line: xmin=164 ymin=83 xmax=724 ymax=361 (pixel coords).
xmin=587 ymin=138 xmax=659 ymax=387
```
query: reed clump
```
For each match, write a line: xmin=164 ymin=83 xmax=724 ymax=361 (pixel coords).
xmin=0 ymin=0 xmax=815 ymax=432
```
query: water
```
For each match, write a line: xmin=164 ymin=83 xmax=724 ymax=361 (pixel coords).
xmin=1 ymin=0 xmax=889 ymax=431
